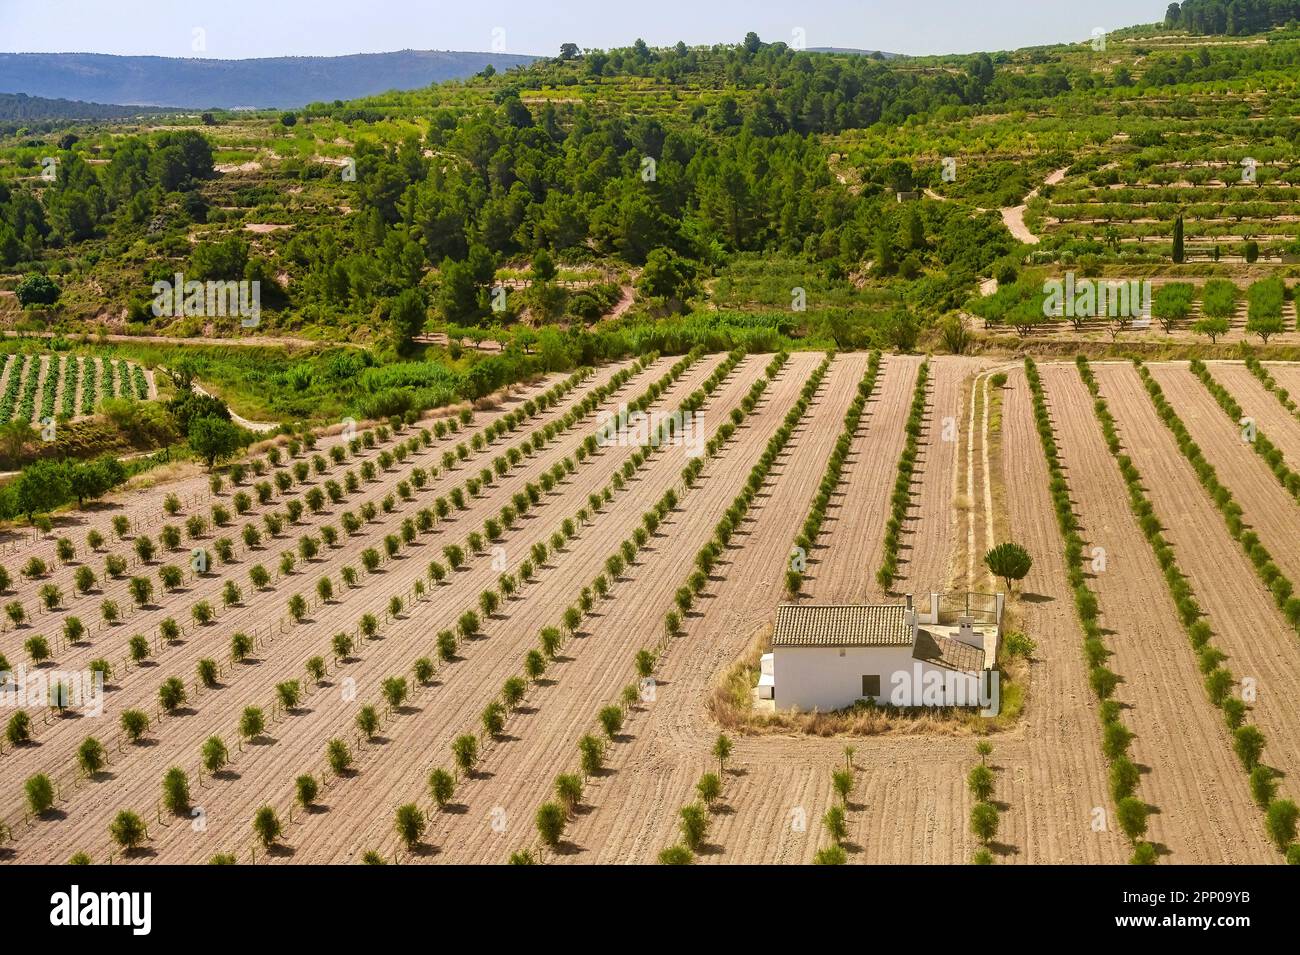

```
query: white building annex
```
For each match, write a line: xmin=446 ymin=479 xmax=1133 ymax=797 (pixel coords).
xmin=758 ymin=593 xmax=1003 ymax=713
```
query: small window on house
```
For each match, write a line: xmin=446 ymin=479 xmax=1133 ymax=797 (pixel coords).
xmin=861 ymin=674 xmax=881 ymax=698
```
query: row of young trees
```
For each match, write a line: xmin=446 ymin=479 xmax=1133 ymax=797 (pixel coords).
xmin=1123 ymin=361 xmax=1298 ymax=857
xmin=14 ymin=358 xmax=461 ymax=569
xmin=267 ymin=363 xmax=663 ymax=626
xmin=1024 ymin=358 xmax=1155 ymax=864
xmin=1146 ymin=362 xmax=1300 ymax=636
xmin=515 ymin=349 xmax=824 ymax=862
xmin=1 ymin=369 xmax=615 ymax=851
xmin=206 ymin=351 xmax=715 ymax=862
xmin=604 ymin=352 xmax=843 ymax=861
xmin=785 ymin=351 xmax=882 ymax=598
xmin=1082 ymin=357 xmax=1299 ymax=858
xmin=35 ymin=363 xmax=602 ymax=693
xmin=1190 ymin=359 xmax=1300 ymax=508
xmin=811 ymin=750 xmax=858 ymax=865
xmin=511 ymin=348 xmax=760 ymax=860
xmin=876 ymin=360 xmax=930 ymax=590
xmin=369 ymin=347 xmax=752 ymax=863
xmin=1244 ymin=356 xmax=1300 ymax=421
xmin=2 ymin=367 xmax=599 ymax=659
xmin=657 ymin=737 xmax=735 ymax=864
xmin=968 ymin=742 xmax=1001 ymax=864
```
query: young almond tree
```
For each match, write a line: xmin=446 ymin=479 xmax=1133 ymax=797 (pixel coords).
xmin=428 ymin=768 xmax=456 ymax=810
xmin=158 ymin=677 xmax=187 ymax=713
xmin=356 ymin=705 xmax=380 ymax=740
xmin=831 ymin=768 xmax=854 ymax=806
xmin=697 ymin=773 xmax=722 ymax=808
xmin=252 ymin=805 xmax=282 ymax=849
xmin=481 ymin=700 xmax=506 ymax=737
xmin=712 ymin=734 xmax=733 ymax=777
xmin=239 ymin=706 xmax=265 ymax=742
xmin=327 ymin=738 xmax=352 ymax=776
xmin=295 ymin=774 xmax=319 ymax=809
xmin=452 ymin=734 xmax=478 ymax=776
xmin=679 ymin=803 xmax=709 ymax=852
xmin=25 ymin=773 xmax=55 ymax=815
xmin=394 ymin=803 xmax=426 ymax=851
xmin=379 ymin=680 xmax=405 ymax=712
xmin=598 ymin=705 xmax=624 ymax=741
xmin=120 ymin=709 xmax=150 ymax=744
xmin=970 ymin=802 xmax=1000 ymax=845
xmin=276 ymin=680 xmax=301 ymax=712
xmin=658 ymin=844 xmax=693 ymax=865
xmin=76 ymin=737 xmax=106 ymax=777
xmin=555 ymin=774 xmax=583 ymax=815
xmin=162 ymin=767 xmax=190 ymax=815
xmin=822 ymin=804 xmax=848 ymax=845
xmin=109 ymin=810 xmax=147 ymax=852
xmin=201 ymin=736 xmax=229 ymax=774
xmin=578 ymin=735 xmax=604 ymax=777
xmin=536 ymin=802 xmax=566 ymax=849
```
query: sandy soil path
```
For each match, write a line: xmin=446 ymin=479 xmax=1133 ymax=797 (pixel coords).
xmin=1000 ymin=168 xmax=1068 ymax=244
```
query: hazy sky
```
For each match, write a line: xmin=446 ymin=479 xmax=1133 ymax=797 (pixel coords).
xmin=1 ymin=0 xmax=1170 ymax=59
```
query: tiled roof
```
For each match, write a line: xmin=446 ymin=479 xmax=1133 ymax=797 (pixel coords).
xmin=911 ymin=628 xmax=986 ymax=673
xmin=772 ymin=603 xmax=911 ymax=648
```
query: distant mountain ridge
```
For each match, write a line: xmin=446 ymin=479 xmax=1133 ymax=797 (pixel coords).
xmin=0 ymin=50 xmax=541 ymax=110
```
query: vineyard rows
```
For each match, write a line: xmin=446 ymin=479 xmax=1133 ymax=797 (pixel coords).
xmin=0 ymin=355 xmax=151 ymax=426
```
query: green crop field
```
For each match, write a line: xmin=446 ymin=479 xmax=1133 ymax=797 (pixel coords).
xmin=0 ymin=353 xmax=151 ymax=425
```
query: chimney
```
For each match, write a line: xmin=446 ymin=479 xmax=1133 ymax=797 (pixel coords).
xmin=956 ymin=615 xmax=979 ymax=648
xmin=905 ymin=594 xmax=913 ymax=611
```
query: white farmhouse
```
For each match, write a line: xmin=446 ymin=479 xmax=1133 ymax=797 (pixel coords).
xmin=758 ymin=593 xmax=1003 ymax=713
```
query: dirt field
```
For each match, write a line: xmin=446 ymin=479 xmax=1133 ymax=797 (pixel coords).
xmin=1040 ymin=362 xmax=1275 ymax=862
xmin=3 ymin=353 xmax=1297 ymax=865
xmin=1 ymin=358 xmax=656 ymax=862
